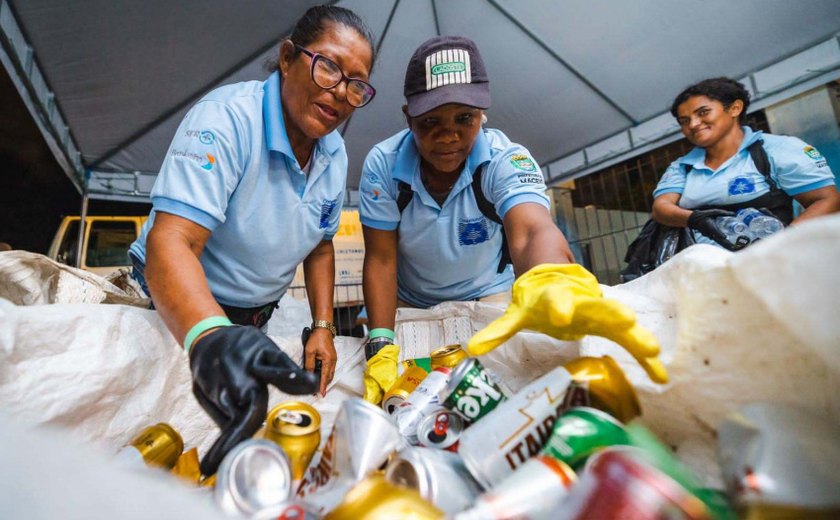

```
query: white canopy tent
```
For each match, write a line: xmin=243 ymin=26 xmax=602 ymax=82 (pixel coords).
xmin=2 ymin=0 xmax=840 ymax=202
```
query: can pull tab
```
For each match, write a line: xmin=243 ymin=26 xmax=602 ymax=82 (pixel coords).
xmin=277 ymin=410 xmax=312 ymax=427
xmin=433 ymin=414 xmax=450 ymax=436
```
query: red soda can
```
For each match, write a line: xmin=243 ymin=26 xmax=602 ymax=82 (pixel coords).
xmin=557 ymin=448 xmax=711 ymax=520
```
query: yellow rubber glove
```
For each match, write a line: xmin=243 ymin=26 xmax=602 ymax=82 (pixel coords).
xmin=467 ymin=264 xmax=669 ymax=384
xmin=363 ymin=344 xmax=400 ymax=405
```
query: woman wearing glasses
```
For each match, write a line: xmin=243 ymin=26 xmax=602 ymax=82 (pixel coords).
xmin=128 ymin=5 xmax=375 ymax=475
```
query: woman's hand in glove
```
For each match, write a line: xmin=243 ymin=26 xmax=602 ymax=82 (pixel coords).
xmin=467 ymin=264 xmax=669 ymax=384
xmin=362 ymin=340 xmax=399 ymax=405
xmin=190 ymin=325 xmax=318 ymax=476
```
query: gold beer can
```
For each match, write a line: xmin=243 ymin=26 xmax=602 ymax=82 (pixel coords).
xmin=263 ymin=401 xmax=321 ymax=481
xmin=430 ymin=344 xmax=468 ymax=370
xmin=325 ymin=475 xmax=444 ymax=520
xmin=126 ymin=422 xmax=184 ymax=470
xmin=563 ymin=356 xmax=641 ymax=423
xmin=382 ymin=365 xmax=428 ymax=415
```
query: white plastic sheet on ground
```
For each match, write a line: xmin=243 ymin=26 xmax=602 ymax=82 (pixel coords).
xmin=0 ymin=214 xmax=838 ymax=515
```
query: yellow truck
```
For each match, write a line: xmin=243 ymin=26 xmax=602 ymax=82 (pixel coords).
xmin=48 ymin=216 xmax=148 ymax=277
xmin=49 ymin=211 xmax=365 ymax=306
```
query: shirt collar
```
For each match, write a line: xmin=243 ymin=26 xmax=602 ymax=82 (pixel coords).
xmin=392 ymin=128 xmax=493 ymax=185
xmin=262 ymin=72 xmax=343 ymax=160
xmin=679 ymin=125 xmax=763 ymax=171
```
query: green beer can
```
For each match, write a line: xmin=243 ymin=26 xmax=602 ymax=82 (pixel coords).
xmin=540 ymin=406 xmax=629 ymax=470
xmin=440 ymin=358 xmax=507 ymax=423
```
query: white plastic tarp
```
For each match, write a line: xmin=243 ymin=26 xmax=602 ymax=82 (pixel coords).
xmin=0 ymin=215 xmax=839 ymax=516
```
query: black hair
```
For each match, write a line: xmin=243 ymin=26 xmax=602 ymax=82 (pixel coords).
xmin=267 ymin=5 xmax=374 ymax=72
xmin=670 ymin=77 xmax=751 ymax=124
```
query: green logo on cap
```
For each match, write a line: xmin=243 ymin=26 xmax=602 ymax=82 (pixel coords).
xmin=431 ymin=61 xmax=466 ymax=75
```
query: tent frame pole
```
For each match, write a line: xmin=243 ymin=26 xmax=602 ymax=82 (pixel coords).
xmin=75 ymin=193 xmax=88 ymax=269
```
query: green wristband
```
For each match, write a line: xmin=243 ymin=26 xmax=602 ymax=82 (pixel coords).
xmin=369 ymin=328 xmax=395 ymax=341
xmin=184 ymin=316 xmax=233 ymax=354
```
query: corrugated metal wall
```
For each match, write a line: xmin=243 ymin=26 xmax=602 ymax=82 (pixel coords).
xmin=554 ymin=112 xmax=770 ymax=285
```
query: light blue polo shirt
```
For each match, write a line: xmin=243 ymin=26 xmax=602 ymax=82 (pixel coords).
xmin=359 ymin=128 xmax=550 ymax=308
xmin=654 ymin=126 xmax=835 ymax=206
xmin=129 ymin=72 xmax=346 ymax=307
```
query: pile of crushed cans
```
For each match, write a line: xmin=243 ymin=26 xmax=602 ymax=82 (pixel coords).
xmin=119 ymin=345 xmax=840 ymax=519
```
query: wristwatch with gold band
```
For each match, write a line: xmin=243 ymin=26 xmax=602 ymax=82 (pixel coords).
xmin=311 ymin=319 xmax=337 ymax=337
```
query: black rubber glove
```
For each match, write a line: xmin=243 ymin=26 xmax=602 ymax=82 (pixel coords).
xmin=687 ymin=209 xmax=737 ymax=251
xmin=190 ymin=325 xmax=319 ymax=476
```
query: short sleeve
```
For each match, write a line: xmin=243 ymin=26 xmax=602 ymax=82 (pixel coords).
xmin=324 ymin=189 xmax=344 ymax=240
xmin=483 ymin=146 xmax=550 ymax=220
xmin=150 ymin=100 xmax=247 ymax=231
xmin=765 ymin=136 xmax=836 ymax=196
xmin=653 ymin=161 xmax=687 ymax=198
xmin=359 ymin=147 xmax=400 ymax=231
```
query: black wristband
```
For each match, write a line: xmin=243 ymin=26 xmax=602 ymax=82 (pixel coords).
xmin=364 ymin=336 xmax=393 ymax=360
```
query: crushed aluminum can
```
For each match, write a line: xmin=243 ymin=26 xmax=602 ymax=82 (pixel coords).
xmin=384 ymin=446 xmax=482 ymax=515
xmin=297 ymin=398 xmax=400 ymax=500
xmin=540 ymin=406 xmax=629 ymax=470
xmin=382 ymin=365 xmax=428 ymax=415
xmin=263 ymin=401 xmax=321 ymax=482
xmin=115 ymin=422 xmax=184 ymax=470
xmin=214 ymin=439 xmax=293 ymax=518
xmin=458 ymin=366 xmax=577 ymax=488
xmin=393 ymin=366 xmax=452 ymax=445
xmin=718 ymin=403 xmax=840 ymax=516
xmin=455 ymin=454 xmax=577 ymax=520
xmin=563 ymin=355 xmax=642 ymax=423
xmin=441 ymin=357 xmax=507 ymax=424
xmin=556 ymin=448 xmax=710 ymax=520
xmin=324 ymin=474 xmax=444 ymax=520
xmin=430 ymin=344 xmax=469 ymax=370
xmin=416 ymin=406 xmax=465 ymax=452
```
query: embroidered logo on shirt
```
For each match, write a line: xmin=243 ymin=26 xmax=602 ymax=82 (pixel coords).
xmin=517 ymin=172 xmax=543 ymax=184
xmin=361 ymin=187 xmax=380 ymax=201
xmin=185 ymin=129 xmax=216 ymax=145
xmin=510 ymin=154 xmax=538 ymax=172
xmin=199 ymin=130 xmax=216 ymax=145
xmin=458 ymin=217 xmax=490 ymax=246
xmin=201 ymin=154 xmax=216 ymax=170
xmin=320 ymin=199 xmax=338 ymax=229
xmin=728 ymin=176 xmax=755 ymax=195
xmin=171 ymin=149 xmax=215 ymax=172
xmin=803 ymin=146 xmax=827 ymax=167
xmin=365 ymin=171 xmax=380 ymax=185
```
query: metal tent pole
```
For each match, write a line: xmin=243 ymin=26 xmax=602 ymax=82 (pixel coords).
xmin=75 ymin=192 xmax=88 ymax=268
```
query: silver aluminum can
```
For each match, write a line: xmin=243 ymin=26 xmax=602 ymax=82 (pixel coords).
xmin=416 ymin=406 xmax=465 ymax=452
xmin=296 ymin=397 xmax=400 ymax=499
xmin=718 ymin=403 xmax=840 ymax=511
xmin=214 ymin=439 xmax=293 ymax=517
xmin=394 ymin=366 xmax=452 ymax=445
xmin=455 ymin=455 xmax=576 ymax=520
xmin=458 ymin=366 xmax=575 ymax=488
xmin=441 ymin=357 xmax=508 ymax=423
xmin=385 ymin=446 xmax=483 ymax=515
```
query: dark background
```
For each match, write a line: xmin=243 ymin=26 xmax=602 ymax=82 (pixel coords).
xmin=0 ymin=66 xmax=150 ymax=254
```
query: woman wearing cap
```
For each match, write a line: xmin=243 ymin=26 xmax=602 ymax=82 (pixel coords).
xmin=358 ymin=36 xmax=667 ymax=405
xmin=652 ymin=77 xmax=839 ymax=250
xmin=128 ymin=5 xmax=376 ymax=475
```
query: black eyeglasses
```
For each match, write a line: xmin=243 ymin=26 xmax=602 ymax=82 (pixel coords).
xmin=294 ymin=44 xmax=376 ymax=108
